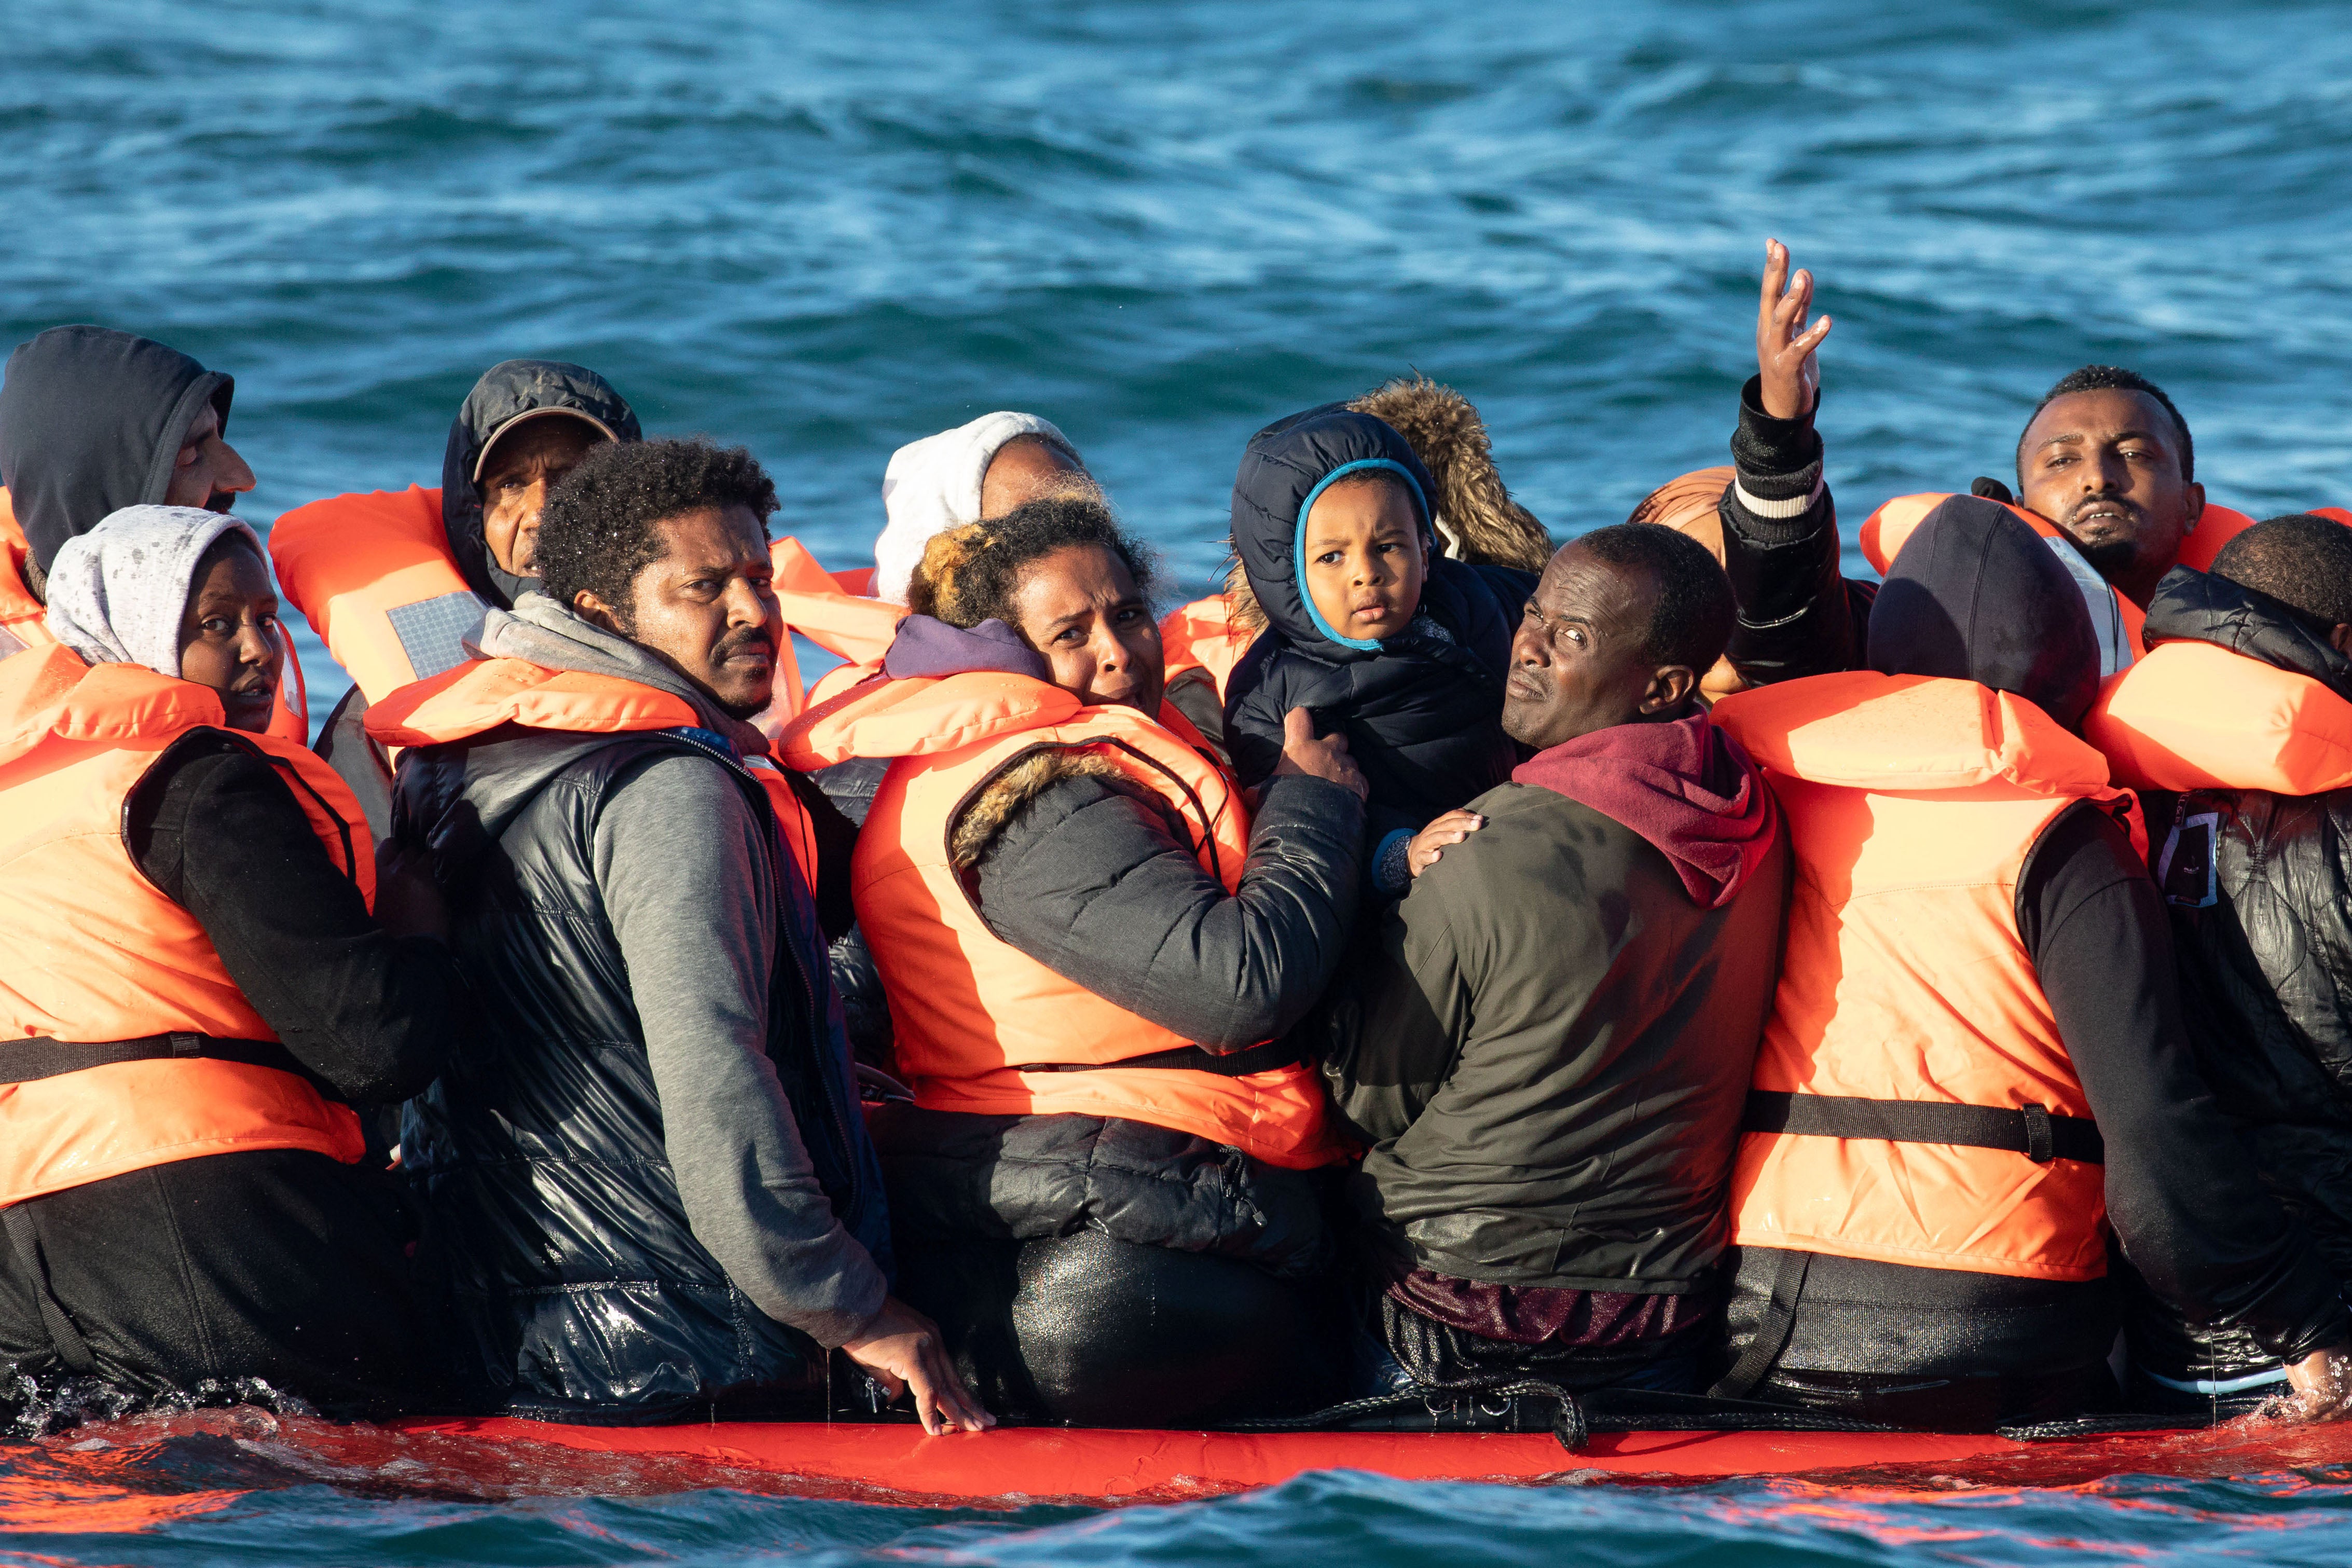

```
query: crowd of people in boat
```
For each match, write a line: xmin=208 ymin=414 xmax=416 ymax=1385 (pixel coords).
xmin=9 ymin=238 xmax=2352 ymax=1438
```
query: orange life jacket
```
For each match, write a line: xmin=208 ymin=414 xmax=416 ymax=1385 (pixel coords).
xmin=272 ymin=485 xmax=900 ymax=725
xmin=365 ymin=655 xmax=821 ymax=888
xmin=1710 ymin=670 xmax=2138 ymax=1283
xmin=2167 ymin=503 xmax=2352 ymax=572
xmin=2085 ymin=638 xmax=2352 ymax=796
xmin=0 ymin=496 xmax=50 ymax=659
xmin=781 ymin=669 xmax=1342 ymax=1170
xmin=0 ymin=643 xmax=370 ymax=1207
xmin=2 ymin=488 xmax=309 ymax=742
xmin=1159 ymin=595 xmax=1258 ymax=700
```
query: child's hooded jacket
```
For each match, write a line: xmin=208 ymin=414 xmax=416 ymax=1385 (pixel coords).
xmin=1223 ymin=406 xmax=1533 ymax=851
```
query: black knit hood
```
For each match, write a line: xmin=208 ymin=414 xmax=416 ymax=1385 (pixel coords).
xmin=1867 ymin=493 xmax=2101 ymax=731
xmin=1230 ymin=405 xmax=1446 ymax=664
xmin=439 ymin=359 xmax=641 ymax=610
xmin=0 ymin=326 xmax=234 ymax=573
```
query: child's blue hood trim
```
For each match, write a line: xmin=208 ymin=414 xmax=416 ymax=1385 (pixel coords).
xmin=1290 ymin=458 xmax=1432 ymax=651
xmin=1229 ymin=404 xmax=1441 ymax=664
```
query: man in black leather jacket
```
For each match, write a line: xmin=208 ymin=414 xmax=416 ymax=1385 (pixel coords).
xmin=383 ymin=437 xmax=988 ymax=1432
xmin=2101 ymin=514 xmax=2352 ymax=1410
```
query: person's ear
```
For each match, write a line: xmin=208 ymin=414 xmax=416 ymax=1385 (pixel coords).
xmin=2183 ymin=481 xmax=2206 ymax=532
xmin=573 ymin=589 xmax=627 ymax=636
xmin=2330 ymin=624 xmax=2352 ymax=657
xmin=1642 ymin=664 xmax=1698 ymax=714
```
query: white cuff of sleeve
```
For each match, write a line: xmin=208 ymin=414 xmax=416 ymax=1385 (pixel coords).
xmin=1733 ymin=475 xmax=1825 ymax=520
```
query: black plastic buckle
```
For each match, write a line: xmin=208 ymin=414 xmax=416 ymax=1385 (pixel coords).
xmin=2021 ymin=1102 xmax=2054 ymax=1163
xmin=168 ymin=1032 xmax=202 ymax=1058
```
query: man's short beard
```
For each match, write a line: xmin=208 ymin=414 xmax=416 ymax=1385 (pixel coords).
xmin=2069 ymin=535 xmax=2138 ymax=579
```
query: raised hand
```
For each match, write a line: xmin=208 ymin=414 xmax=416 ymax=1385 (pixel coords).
xmin=1757 ymin=238 xmax=1832 ymax=421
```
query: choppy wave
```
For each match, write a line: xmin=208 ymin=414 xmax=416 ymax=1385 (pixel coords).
xmin=10 ymin=1 xmax=2352 ymax=705
xmin=8 ymin=1414 xmax=2352 ymax=1567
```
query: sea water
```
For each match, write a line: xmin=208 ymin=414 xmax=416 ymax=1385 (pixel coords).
xmin=5 ymin=0 xmax=2352 ymax=1559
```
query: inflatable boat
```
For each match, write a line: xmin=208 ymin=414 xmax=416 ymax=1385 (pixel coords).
xmin=383 ymin=1406 xmax=2352 ymax=1506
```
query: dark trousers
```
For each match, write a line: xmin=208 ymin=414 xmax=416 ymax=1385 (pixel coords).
xmin=899 ymin=1230 xmax=1343 ymax=1426
xmin=0 ymin=1149 xmax=429 ymax=1421
xmin=1720 ymin=1246 xmax=2120 ymax=1432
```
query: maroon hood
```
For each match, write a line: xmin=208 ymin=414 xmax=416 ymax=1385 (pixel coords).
xmin=1511 ymin=711 xmax=1779 ymax=909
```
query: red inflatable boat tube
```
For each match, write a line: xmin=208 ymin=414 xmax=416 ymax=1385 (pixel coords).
xmin=396 ymin=1416 xmax=2273 ymax=1505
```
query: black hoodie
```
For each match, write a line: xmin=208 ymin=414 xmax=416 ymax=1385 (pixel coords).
xmin=1731 ymin=497 xmax=2350 ymax=1399
xmin=437 ymin=359 xmax=642 ymax=611
xmin=1865 ymin=493 xmax=2101 ymax=727
xmin=1222 ymin=406 xmax=1533 ymax=862
xmin=0 ymin=325 xmax=235 ymax=573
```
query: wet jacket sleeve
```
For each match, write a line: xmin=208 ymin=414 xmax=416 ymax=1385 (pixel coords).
xmin=1311 ymin=879 xmax=1471 ymax=1146
xmin=971 ymin=771 xmax=1366 ymax=1050
xmin=128 ymin=739 xmax=461 ymax=1105
xmin=1222 ymin=650 xmax=1294 ymax=792
xmin=594 ymin=754 xmax=887 ymax=1348
xmin=1720 ymin=375 xmax=1868 ymax=685
xmin=2021 ymin=802 xmax=2352 ymax=1360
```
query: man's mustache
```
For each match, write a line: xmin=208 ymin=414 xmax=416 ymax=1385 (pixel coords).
xmin=2063 ymin=494 xmax=2144 ymax=528
xmin=715 ymin=629 xmax=775 ymax=660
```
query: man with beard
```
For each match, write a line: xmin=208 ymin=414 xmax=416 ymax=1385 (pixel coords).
xmin=1713 ymin=241 xmax=2217 ymax=686
xmin=364 ymin=437 xmax=988 ymax=1433
xmin=0 ymin=325 xmax=257 ymax=657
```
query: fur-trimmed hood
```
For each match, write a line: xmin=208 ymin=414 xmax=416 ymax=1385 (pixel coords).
xmin=1350 ymin=375 xmax=1550 ymax=571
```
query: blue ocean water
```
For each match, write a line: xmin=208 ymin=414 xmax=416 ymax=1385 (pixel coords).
xmin=11 ymin=0 xmax=2352 ymax=722
xmin=7 ymin=0 xmax=2352 ymax=1558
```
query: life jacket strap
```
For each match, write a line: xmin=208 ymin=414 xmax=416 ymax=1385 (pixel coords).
xmin=1 ymin=1033 xmax=329 ymax=1095
xmin=1010 ymin=1037 xmax=1303 ymax=1079
xmin=1743 ymin=1090 xmax=2103 ymax=1165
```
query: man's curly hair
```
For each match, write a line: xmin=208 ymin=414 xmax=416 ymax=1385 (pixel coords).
xmin=537 ymin=436 xmax=779 ymax=626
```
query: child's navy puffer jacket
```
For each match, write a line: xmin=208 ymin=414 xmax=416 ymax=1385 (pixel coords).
xmin=1223 ymin=405 xmax=1534 ymax=874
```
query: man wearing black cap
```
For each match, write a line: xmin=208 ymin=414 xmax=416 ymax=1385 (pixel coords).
xmin=272 ymin=359 xmax=640 ymax=830
xmin=0 ymin=325 xmax=255 ymax=653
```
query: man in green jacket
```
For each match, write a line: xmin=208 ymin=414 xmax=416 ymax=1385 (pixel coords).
xmin=1315 ymin=522 xmax=1789 ymax=1394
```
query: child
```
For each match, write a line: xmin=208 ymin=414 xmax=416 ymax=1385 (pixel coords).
xmin=1224 ymin=404 xmax=1536 ymax=894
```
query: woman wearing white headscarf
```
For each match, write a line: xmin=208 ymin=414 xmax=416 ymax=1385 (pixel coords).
xmin=0 ymin=505 xmax=459 ymax=1418
xmin=871 ymin=411 xmax=1088 ymax=604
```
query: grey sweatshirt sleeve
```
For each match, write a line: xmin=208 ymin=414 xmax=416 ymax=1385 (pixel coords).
xmin=594 ymin=753 xmax=888 ymax=1347
xmin=971 ymin=771 xmax=1366 ymax=1050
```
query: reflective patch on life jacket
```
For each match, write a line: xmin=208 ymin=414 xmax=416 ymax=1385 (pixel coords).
xmin=386 ymin=590 xmax=489 ymax=681
xmin=0 ymin=624 xmax=23 ymax=659
xmin=2041 ymin=536 xmax=2136 ymax=678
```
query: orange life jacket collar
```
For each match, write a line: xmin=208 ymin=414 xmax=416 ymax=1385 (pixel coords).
xmin=781 ymin=666 xmax=1087 ymax=769
xmin=365 ymin=655 xmax=705 ymax=748
xmin=1716 ymin=667 xmax=2117 ymax=800
xmin=2087 ymin=637 xmax=2352 ymax=796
